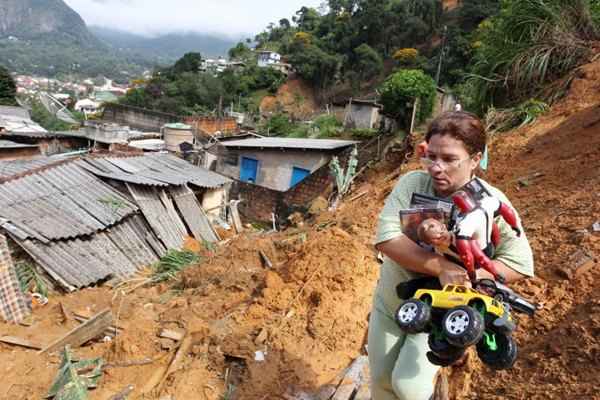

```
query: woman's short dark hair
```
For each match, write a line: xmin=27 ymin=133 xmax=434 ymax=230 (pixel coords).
xmin=425 ymin=111 xmax=486 ymax=155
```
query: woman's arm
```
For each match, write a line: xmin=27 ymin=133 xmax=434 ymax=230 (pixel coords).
xmin=377 ymin=235 xmax=472 ymax=286
xmin=476 ymin=261 xmax=526 ymax=283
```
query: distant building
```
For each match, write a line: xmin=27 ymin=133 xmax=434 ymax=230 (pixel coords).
xmin=257 ymin=51 xmax=282 ymax=67
xmin=74 ymin=98 xmax=101 ymax=115
xmin=342 ymin=99 xmax=383 ymax=130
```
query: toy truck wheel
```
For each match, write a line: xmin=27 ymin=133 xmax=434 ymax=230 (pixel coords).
xmin=477 ymin=332 xmax=518 ymax=370
xmin=442 ymin=305 xmax=484 ymax=347
xmin=426 ymin=349 xmax=465 ymax=367
xmin=395 ymin=299 xmax=431 ymax=334
xmin=428 ymin=333 xmax=464 ymax=358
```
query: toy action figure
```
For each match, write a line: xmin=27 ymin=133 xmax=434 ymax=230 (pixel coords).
xmin=417 ymin=179 xmax=522 ymax=283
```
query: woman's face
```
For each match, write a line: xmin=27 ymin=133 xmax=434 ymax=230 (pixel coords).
xmin=425 ymin=134 xmax=481 ymax=197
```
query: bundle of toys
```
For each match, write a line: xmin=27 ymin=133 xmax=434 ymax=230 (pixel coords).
xmin=395 ymin=178 xmax=537 ymax=369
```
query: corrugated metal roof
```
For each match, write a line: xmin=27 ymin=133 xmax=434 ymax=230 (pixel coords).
xmin=0 ymin=163 xmax=138 ymax=242
xmin=127 ymin=184 xmax=186 ymax=250
xmin=12 ymin=215 xmax=159 ymax=291
xmin=170 ymin=185 xmax=219 ymax=243
xmin=219 ymin=137 xmax=358 ymax=150
xmin=0 ymin=114 xmax=47 ymax=134
xmin=0 ymin=106 xmax=31 ymax=120
xmin=80 ymin=153 xmax=231 ymax=188
xmin=0 ymin=140 xmax=38 ymax=149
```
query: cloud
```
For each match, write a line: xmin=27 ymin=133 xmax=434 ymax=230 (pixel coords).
xmin=64 ymin=0 xmax=324 ymax=38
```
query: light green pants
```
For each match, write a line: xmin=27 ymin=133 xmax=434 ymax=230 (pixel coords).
xmin=368 ymin=298 xmax=439 ymax=400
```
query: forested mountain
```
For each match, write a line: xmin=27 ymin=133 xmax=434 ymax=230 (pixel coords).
xmin=0 ymin=0 xmax=235 ymax=79
xmin=91 ymin=27 xmax=236 ymax=64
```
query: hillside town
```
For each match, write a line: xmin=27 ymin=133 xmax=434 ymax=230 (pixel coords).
xmin=1 ymin=1 xmax=600 ymax=400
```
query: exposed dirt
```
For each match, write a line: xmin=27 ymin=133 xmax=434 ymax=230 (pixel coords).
xmin=2 ymin=61 xmax=600 ymax=399
xmin=260 ymin=78 xmax=319 ymax=119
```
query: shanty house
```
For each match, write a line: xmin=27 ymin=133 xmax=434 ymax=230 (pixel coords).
xmin=342 ymin=99 xmax=383 ymax=130
xmin=0 ymin=153 xmax=230 ymax=293
xmin=210 ymin=137 xmax=357 ymax=221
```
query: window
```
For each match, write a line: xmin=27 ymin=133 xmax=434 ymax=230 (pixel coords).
xmin=224 ymin=153 xmax=238 ymax=166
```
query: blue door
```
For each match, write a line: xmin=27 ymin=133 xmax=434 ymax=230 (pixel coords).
xmin=240 ymin=157 xmax=258 ymax=183
xmin=290 ymin=167 xmax=311 ymax=187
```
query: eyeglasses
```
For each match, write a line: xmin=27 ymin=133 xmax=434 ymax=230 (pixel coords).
xmin=420 ymin=155 xmax=473 ymax=171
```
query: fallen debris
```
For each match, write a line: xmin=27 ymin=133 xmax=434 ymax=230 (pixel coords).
xmin=159 ymin=328 xmax=185 ymax=342
xmin=109 ymin=385 xmax=134 ymax=400
xmin=259 ymin=250 xmax=273 ymax=269
xmin=330 ymin=356 xmax=369 ymax=400
xmin=40 ymin=308 xmax=113 ymax=354
xmin=558 ymin=250 xmax=597 ymax=279
xmin=0 ymin=234 xmax=31 ymax=324
xmin=46 ymin=346 xmax=104 ymax=400
xmin=0 ymin=335 xmax=43 ymax=350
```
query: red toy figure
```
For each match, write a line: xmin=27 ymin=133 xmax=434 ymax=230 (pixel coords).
xmin=451 ymin=188 xmax=521 ymax=283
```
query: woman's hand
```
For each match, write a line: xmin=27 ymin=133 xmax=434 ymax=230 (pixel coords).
xmin=438 ymin=264 xmax=471 ymax=287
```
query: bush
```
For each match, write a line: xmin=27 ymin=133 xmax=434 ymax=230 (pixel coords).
xmin=393 ymin=48 xmax=419 ymax=65
xmin=468 ymin=0 xmax=600 ymax=111
xmin=485 ymin=99 xmax=549 ymax=133
xmin=379 ymin=69 xmax=437 ymax=126
xmin=313 ymin=114 xmax=342 ymax=138
xmin=264 ymin=113 xmax=293 ymax=135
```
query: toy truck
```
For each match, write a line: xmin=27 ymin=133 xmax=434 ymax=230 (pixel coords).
xmin=395 ymin=281 xmax=536 ymax=369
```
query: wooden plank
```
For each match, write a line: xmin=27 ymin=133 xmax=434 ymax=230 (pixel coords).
xmin=0 ymin=336 xmax=43 ymax=350
xmin=229 ymin=200 xmax=243 ymax=233
xmin=259 ymin=251 xmax=273 ymax=269
xmin=170 ymin=186 xmax=219 ymax=243
xmin=159 ymin=329 xmax=185 ymax=342
xmin=330 ymin=356 xmax=369 ymax=400
xmin=40 ymin=308 xmax=112 ymax=354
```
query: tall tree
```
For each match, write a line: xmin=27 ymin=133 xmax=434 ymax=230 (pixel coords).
xmin=0 ymin=66 xmax=17 ymax=106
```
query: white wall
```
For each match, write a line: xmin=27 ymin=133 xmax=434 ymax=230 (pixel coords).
xmin=216 ymin=148 xmax=331 ymax=192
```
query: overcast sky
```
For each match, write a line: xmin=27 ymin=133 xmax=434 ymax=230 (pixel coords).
xmin=64 ymin=0 xmax=324 ymax=38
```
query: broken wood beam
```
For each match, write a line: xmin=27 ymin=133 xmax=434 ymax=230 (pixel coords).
xmin=259 ymin=250 xmax=273 ymax=269
xmin=348 ymin=191 xmax=368 ymax=202
xmin=40 ymin=308 xmax=113 ymax=354
xmin=159 ymin=329 xmax=185 ymax=342
xmin=109 ymin=385 xmax=135 ymax=400
xmin=72 ymin=315 xmax=121 ymax=336
xmin=0 ymin=336 xmax=43 ymax=350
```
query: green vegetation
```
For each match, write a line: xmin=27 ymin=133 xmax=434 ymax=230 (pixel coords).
xmin=29 ymin=99 xmax=73 ymax=131
xmin=379 ymin=69 xmax=437 ymax=127
xmin=0 ymin=66 xmax=17 ymax=106
xmin=15 ymin=262 xmax=48 ymax=297
xmin=485 ymin=99 xmax=549 ymax=133
xmin=119 ymin=52 xmax=285 ymax=116
xmin=152 ymin=249 xmax=201 ymax=283
xmin=466 ymin=0 xmax=600 ymax=112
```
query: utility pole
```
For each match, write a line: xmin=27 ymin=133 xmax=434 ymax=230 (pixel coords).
xmin=435 ymin=25 xmax=448 ymax=86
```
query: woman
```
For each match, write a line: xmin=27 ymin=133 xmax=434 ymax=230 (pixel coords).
xmin=368 ymin=111 xmax=534 ymax=400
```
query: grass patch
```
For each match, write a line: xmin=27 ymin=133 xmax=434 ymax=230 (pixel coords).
xmin=151 ymin=249 xmax=201 ymax=283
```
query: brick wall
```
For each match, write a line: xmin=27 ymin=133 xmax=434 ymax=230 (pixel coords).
xmin=184 ymin=117 xmax=239 ymax=136
xmin=233 ymin=163 xmax=333 ymax=222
